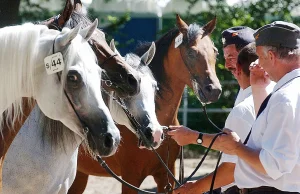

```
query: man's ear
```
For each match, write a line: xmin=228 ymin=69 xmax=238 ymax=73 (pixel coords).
xmin=236 ymin=63 xmax=242 ymax=76
xmin=268 ymin=50 xmax=276 ymax=62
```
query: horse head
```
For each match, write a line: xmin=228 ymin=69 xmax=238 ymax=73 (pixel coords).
xmin=35 ymin=21 xmax=120 ymax=157
xmin=106 ymin=42 xmax=164 ymax=149
xmin=175 ymin=15 xmax=222 ymax=104
xmin=41 ymin=0 xmax=141 ymax=98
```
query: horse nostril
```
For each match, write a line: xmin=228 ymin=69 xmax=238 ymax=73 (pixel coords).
xmin=144 ymin=127 xmax=153 ymax=142
xmin=161 ymin=133 xmax=165 ymax=140
xmin=104 ymin=133 xmax=113 ymax=149
xmin=205 ymin=85 xmax=213 ymax=92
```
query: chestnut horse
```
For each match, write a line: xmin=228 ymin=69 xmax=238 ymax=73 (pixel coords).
xmin=69 ymin=15 xmax=222 ymax=194
xmin=0 ymin=0 xmax=140 ymax=191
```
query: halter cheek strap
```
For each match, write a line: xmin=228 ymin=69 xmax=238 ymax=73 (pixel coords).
xmin=52 ymin=37 xmax=89 ymax=135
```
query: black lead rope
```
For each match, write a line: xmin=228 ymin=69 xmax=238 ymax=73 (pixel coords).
xmin=95 ymin=91 xmax=225 ymax=194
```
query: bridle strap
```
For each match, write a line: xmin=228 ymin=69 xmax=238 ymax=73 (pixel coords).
xmin=52 ymin=37 xmax=89 ymax=135
xmin=99 ymin=53 xmax=118 ymax=67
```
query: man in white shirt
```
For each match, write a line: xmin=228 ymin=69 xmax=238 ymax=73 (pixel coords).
xmin=168 ymin=43 xmax=261 ymax=194
xmin=224 ymin=21 xmax=300 ymax=194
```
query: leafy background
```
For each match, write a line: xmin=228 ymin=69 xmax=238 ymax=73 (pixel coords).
xmin=1 ymin=0 xmax=300 ymax=154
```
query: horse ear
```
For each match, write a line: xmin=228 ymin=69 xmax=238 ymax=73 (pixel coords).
xmin=109 ymin=39 xmax=122 ymax=57
xmin=57 ymin=0 xmax=74 ymax=27
xmin=176 ymin=14 xmax=188 ymax=35
xmin=141 ymin=42 xmax=156 ymax=66
xmin=202 ymin=16 xmax=217 ymax=38
xmin=79 ymin=19 xmax=98 ymax=41
xmin=56 ymin=23 xmax=81 ymax=48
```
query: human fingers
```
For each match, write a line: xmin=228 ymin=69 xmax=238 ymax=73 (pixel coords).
xmin=168 ymin=125 xmax=183 ymax=130
xmin=249 ymin=59 xmax=259 ymax=68
xmin=222 ymin=128 xmax=233 ymax=134
xmin=167 ymin=129 xmax=178 ymax=136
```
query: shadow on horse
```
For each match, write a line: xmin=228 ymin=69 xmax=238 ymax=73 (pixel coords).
xmin=69 ymin=15 xmax=222 ymax=194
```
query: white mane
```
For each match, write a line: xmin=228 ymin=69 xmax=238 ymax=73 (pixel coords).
xmin=0 ymin=23 xmax=47 ymax=132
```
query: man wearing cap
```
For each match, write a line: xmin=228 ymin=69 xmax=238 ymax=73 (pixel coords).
xmin=209 ymin=21 xmax=300 ymax=194
xmin=222 ymin=26 xmax=255 ymax=106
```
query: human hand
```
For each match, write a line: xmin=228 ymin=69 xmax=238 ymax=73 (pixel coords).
xmin=168 ymin=126 xmax=199 ymax=146
xmin=249 ymin=59 xmax=270 ymax=88
xmin=173 ymin=181 xmax=200 ymax=194
xmin=215 ymin=128 xmax=242 ymax=155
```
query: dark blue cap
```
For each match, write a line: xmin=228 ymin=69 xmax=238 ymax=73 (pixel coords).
xmin=254 ymin=21 xmax=300 ymax=49
xmin=221 ymin=26 xmax=255 ymax=49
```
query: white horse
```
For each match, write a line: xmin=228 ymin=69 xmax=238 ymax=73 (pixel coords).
xmin=3 ymin=43 xmax=163 ymax=193
xmin=108 ymin=41 xmax=163 ymax=149
xmin=0 ymin=21 xmax=120 ymax=156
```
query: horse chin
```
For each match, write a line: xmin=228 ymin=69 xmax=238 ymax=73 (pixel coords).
xmin=138 ymin=137 xmax=160 ymax=150
xmin=192 ymin=81 xmax=210 ymax=105
xmin=195 ymin=90 xmax=211 ymax=105
xmin=85 ymin=131 xmax=120 ymax=158
xmin=114 ymin=89 xmax=130 ymax=99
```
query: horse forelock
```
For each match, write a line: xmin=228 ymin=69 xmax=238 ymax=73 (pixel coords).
xmin=65 ymin=11 xmax=105 ymax=42
xmin=186 ymin=23 xmax=204 ymax=45
xmin=0 ymin=23 xmax=48 ymax=133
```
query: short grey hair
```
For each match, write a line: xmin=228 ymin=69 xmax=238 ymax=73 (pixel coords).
xmin=263 ymin=46 xmax=300 ymax=62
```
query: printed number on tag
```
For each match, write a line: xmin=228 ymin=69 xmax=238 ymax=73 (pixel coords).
xmin=44 ymin=52 xmax=65 ymax=75
xmin=175 ymin=33 xmax=183 ymax=48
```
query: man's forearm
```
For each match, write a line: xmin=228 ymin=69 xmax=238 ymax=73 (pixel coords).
xmin=192 ymin=162 xmax=235 ymax=193
xmin=236 ymin=144 xmax=267 ymax=175
xmin=202 ymin=133 xmax=221 ymax=150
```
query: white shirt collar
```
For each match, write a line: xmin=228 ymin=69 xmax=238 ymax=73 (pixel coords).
xmin=239 ymin=86 xmax=252 ymax=102
xmin=273 ymin=69 xmax=300 ymax=92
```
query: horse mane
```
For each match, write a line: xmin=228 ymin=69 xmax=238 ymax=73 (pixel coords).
xmin=0 ymin=23 xmax=47 ymax=133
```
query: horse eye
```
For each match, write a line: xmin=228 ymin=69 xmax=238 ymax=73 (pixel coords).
xmin=67 ymin=70 xmax=82 ymax=88
xmin=68 ymin=75 xmax=78 ymax=82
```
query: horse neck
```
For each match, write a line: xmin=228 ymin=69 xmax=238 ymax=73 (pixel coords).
xmin=0 ymin=24 xmax=41 ymax=115
xmin=154 ymin=45 xmax=187 ymax=126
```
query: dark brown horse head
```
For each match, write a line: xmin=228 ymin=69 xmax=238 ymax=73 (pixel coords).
xmin=175 ymin=15 xmax=222 ymax=104
xmin=41 ymin=0 xmax=141 ymax=98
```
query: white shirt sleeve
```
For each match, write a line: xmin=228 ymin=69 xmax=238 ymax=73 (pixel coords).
xmin=221 ymin=106 xmax=254 ymax=164
xmin=259 ymin=101 xmax=300 ymax=180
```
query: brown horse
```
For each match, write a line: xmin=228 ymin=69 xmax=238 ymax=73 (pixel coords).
xmin=0 ymin=0 xmax=141 ymax=191
xmin=69 ymin=15 xmax=222 ymax=194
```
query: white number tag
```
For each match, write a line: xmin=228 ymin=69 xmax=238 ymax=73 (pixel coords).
xmin=175 ymin=33 xmax=183 ymax=48
xmin=44 ymin=52 xmax=65 ymax=75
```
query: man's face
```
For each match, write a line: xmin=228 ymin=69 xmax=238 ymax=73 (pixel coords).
xmin=223 ymin=44 xmax=239 ymax=78
xmin=256 ymin=46 xmax=274 ymax=81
